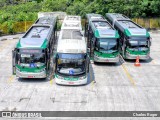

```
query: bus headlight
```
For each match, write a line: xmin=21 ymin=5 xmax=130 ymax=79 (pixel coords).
xmin=79 ymin=76 xmax=86 ymax=80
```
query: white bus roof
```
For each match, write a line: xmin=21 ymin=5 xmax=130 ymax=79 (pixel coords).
xmin=57 ymin=15 xmax=86 ymax=54
xmin=57 ymin=39 xmax=86 ymax=53
xmin=61 ymin=21 xmax=82 ymax=30
xmin=61 ymin=15 xmax=82 ymax=30
xmin=57 ymin=29 xmax=86 ymax=53
xmin=63 ymin=15 xmax=81 ymax=22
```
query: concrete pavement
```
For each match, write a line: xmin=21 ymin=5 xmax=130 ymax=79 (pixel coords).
xmin=0 ymin=32 xmax=160 ymax=119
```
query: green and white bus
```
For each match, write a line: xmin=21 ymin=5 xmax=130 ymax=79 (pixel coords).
xmin=85 ymin=13 xmax=120 ymax=63
xmin=106 ymin=13 xmax=151 ymax=60
xmin=54 ymin=16 xmax=89 ymax=85
xmin=12 ymin=17 xmax=57 ymax=78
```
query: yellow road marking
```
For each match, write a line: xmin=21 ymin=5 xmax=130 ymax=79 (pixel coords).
xmin=50 ymin=79 xmax=53 ymax=85
xmin=50 ymin=69 xmax=54 ymax=85
xmin=8 ymin=75 xmax=14 ymax=83
xmin=121 ymin=64 xmax=136 ymax=86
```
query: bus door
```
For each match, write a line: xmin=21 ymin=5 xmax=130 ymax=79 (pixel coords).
xmin=12 ymin=49 xmax=16 ymax=75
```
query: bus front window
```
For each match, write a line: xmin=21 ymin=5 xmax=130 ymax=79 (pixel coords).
xmin=56 ymin=54 xmax=86 ymax=76
xmin=128 ymin=39 xmax=149 ymax=51
xmin=139 ymin=40 xmax=148 ymax=50
xmin=128 ymin=40 xmax=139 ymax=50
xmin=19 ymin=50 xmax=45 ymax=67
xmin=96 ymin=38 xmax=118 ymax=53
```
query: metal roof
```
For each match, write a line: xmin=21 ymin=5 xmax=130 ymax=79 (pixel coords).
xmin=35 ymin=17 xmax=57 ymax=26
xmin=106 ymin=13 xmax=143 ymax=30
xmin=61 ymin=29 xmax=83 ymax=40
xmin=57 ymin=15 xmax=86 ymax=53
xmin=106 ymin=13 xmax=130 ymax=21
xmin=63 ymin=15 xmax=81 ymax=22
xmin=57 ymin=39 xmax=86 ymax=53
xmin=16 ymin=17 xmax=57 ymax=49
xmin=86 ymin=13 xmax=105 ymax=21
xmin=86 ymin=13 xmax=118 ymax=38
xmin=61 ymin=15 xmax=82 ymax=30
xmin=23 ymin=25 xmax=50 ymax=39
xmin=106 ymin=13 xmax=149 ymax=37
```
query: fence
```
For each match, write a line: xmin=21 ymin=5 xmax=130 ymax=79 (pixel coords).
xmin=132 ymin=18 xmax=160 ymax=29
xmin=0 ymin=21 xmax=34 ymax=35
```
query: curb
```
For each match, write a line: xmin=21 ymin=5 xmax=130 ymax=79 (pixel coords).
xmin=0 ymin=37 xmax=20 ymax=41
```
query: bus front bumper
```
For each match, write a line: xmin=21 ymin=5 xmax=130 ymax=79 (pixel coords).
xmin=94 ymin=55 xmax=119 ymax=63
xmin=126 ymin=53 xmax=150 ymax=60
xmin=16 ymin=70 xmax=46 ymax=78
xmin=55 ymin=77 xmax=87 ymax=85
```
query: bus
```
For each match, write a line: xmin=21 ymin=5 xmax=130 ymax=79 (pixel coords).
xmin=54 ymin=16 xmax=89 ymax=85
xmin=85 ymin=13 xmax=120 ymax=63
xmin=106 ymin=13 xmax=151 ymax=60
xmin=12 ymin=17 xmax=57 ymax=78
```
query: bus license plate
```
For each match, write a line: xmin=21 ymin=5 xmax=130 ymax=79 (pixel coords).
xmin=28 ymin=76 xmax=34 ymax=78
xmin=68 ymin=82 xmax=74 ymax=85
xmin=106 ymin=59 xmax=109 ymax=62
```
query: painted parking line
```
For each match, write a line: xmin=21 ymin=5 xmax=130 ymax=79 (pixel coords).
xmin=121 ymin=64 xmax=136 ymax=86
xmin=7 ymin=75 xmax=14 ymax=83
xmin=119 ymin=55 xmax=136 ymax=86
xmin=50 ymin=69 xmax=55 ymax=85
xmin=50 ymin=79 xmax=53 ymax=85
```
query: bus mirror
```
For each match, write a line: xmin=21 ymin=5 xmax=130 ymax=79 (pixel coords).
xmin=149 ymin=38 xmax=152 ymax=46
xmin=148 ymin=40 xmax=151 ymax=47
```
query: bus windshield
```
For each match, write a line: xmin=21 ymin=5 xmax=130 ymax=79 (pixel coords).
xmin=128 ymin=38 xmax=149 ymax=51
xmin=56 ymin=53 xmax=86 ymax=76
xmin=96 ymin=38 xmax=118 ymax=53
xmin=19 ymin=49 xmax=45 ymax=67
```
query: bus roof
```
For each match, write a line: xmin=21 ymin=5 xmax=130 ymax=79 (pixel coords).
xmin=86 ymin=13 xmax=105 ymax=21
xmin=86 ymin=13 xmax=119 ymax=38
xmin=35 ymin=17 xmax=57 ymax=26
xmin=61 ymin=15 xmax=82 ymax=30
xmin=106 ymin=13 xmax=150 ymax=37
xmin=16 ymin=17 xmax=57 ymax=49
xmin=57 ymin=38 xmax=86 ymax=54
xmin=63 ymin=15 xmax=81 ymax=22
xmin=106 ymin=13 xmax=130 ymax=21
xmin=57 ymin=29 xmax=86 ymax=53
xmin=57 ymin=15 xmax=86 ymax=54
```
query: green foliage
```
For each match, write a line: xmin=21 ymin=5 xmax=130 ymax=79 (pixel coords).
xmin=0 ymin=0 xmax=160 ymax=34
xmin=42 ymin=0 xmax=68 ymax=12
